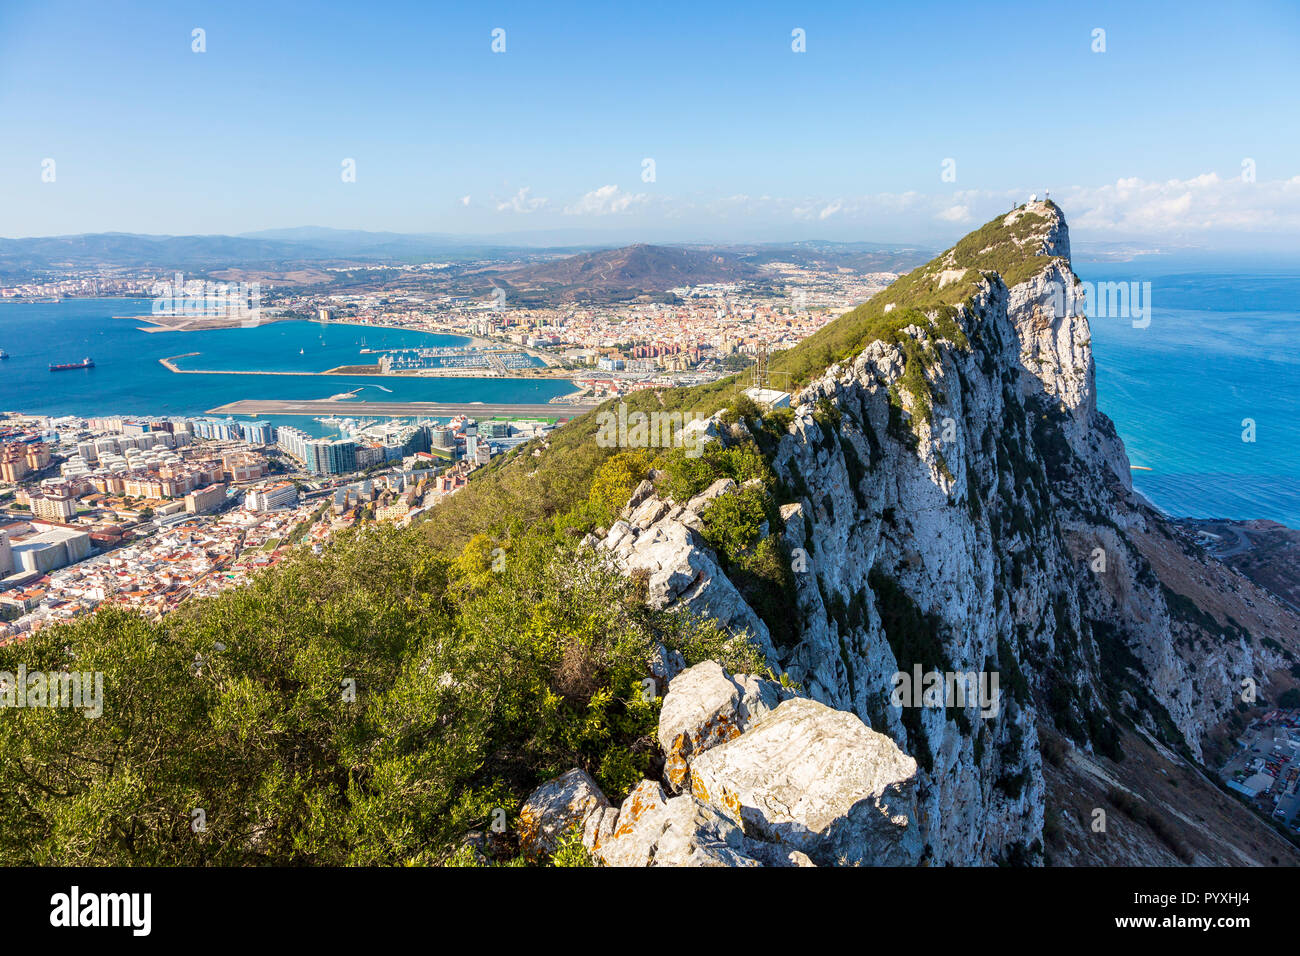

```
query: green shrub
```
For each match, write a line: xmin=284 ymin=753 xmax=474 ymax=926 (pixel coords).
xmin=551 ymin=826 xmax=595 ymax=867
xmin=700 ymin=486 xmax=769 ymax=556
xmin=0 ymin=524 xmax=760 ymax=866
xmin=586 ymin=448 xmax=659 ymax=522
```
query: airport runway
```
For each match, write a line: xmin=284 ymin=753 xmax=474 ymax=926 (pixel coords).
xmin=205 ymin=398 xmax=602 ymax=418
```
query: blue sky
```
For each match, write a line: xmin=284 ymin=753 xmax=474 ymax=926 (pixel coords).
xmin=2 ymin=0 xmax=1298 ymax=246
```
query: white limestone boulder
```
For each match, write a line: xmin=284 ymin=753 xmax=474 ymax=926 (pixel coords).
xmin=517 ymin=768 xmax=617 ymax=860
xmin=688 ymin=697 xmax=923 ymax=866
xmin=598 ymin=501 xmax=776 ymax=660
xmin=648 ymin=642 xmax=687 ymax=686
xmin=595 ymin=779 xmax=811 ymax=867
xmin=657 ymin=661 xmax=781 ymax=791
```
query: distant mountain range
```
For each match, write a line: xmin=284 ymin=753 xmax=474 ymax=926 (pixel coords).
xmin=0 ymin=231 xmax=554 ymax=280
xmin=0 ymin=229 xmax=932 ymax=291
xmin=0 ymin=233 xmax=335 ymax=277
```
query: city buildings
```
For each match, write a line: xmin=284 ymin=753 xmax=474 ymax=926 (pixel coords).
xmin=1 ymin=405 xmax=545 ymax=643
xmin=241 ymin=420 xmax=277 ymax=445
xmin=185 ymin=484 xmax=228 ymax=514
xmin=244 ymin=482 xmax=299 ymax=512
xmin=29 ymin=492 xmax=77 ymax=522
xmin=221 ymin=452 xmax=269 ymax=483
xmin=310 ymin=438 xmax=357 ymax=476
xmin=10 ymin=527 xmax=92 ymax=575
xmin=1 ymin=440 xmax=51 ymax=481
xmin=276 ymin=427 xmax=358 ymax=476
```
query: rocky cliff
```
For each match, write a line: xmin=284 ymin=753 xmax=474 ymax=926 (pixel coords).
xmin=539 ymin=201 xmax=1300 ymax=866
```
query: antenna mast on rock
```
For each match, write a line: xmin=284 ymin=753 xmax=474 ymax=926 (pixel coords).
xmin=752 ymin=343 xmax=767 ymax=389
xmin=749 ymin=341 xmax=792 ymax=393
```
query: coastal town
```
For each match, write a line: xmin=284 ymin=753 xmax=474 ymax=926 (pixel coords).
xmin=0 ymin=246 xmax=907 ymax=644
xmin=0 ymin=408 xmax=559 ymax=644
xmin=3 ymin=254 xmax=897 ymax=401
xmin=279 ymin=267 xmax=896 ymax=395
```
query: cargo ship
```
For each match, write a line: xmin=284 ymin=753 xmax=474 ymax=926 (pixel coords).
xmin=50 ymin=357 xmax=94 ymax=371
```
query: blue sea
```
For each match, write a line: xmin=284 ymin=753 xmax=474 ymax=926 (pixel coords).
xmin=0 ymin=299 xmax=576 ymax=438
xmin=1 ymin=281 xmax=1297 ymax=527
xmin=1081 ymin=265 xmax=1300 ymax=528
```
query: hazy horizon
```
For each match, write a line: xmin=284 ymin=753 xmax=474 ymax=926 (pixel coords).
xmin=7 ymin=221 xmax=1300 ymax=267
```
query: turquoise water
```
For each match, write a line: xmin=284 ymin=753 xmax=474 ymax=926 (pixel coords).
xmin=1083 ymin=268 xmax=1300 ymax=528
xmin=0 ymin=298 xmax=575 ymax=438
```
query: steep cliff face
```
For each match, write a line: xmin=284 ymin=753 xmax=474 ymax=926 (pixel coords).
xmin=598 ymin=202 xmax=1300 ymax=865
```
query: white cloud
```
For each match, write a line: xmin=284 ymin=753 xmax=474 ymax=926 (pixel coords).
xmin=494 ymin=187 xmax=547 ymax=214
xmin=696 ymin=173 xmax=1300 ymax=238
xmin=563 ymin=184 xmax=648 ymax=216
xmin=818 ymin=200 xmax=844 ymax=220
xmin=1058 ymin=173 xmax=1300 ymax=234
xmin=789 ymin=191 xmax=946 ymax=223
xmin=472 ymin=171 xmax=1300 ymax=241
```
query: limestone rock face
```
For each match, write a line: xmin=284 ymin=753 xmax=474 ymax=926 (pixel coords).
xmin=593 ymin=667 xmax=918 ymax=866
xmin=584 ymin=200 xmax=1300 ymax=866
xmin=688 ymin=697 xmax=922 ymax=866
xmin=598 ymin=485 xmax=777 ymax=661
xmin=656 ymin=661 xmax=782 ymax=791
xmin=517 ymin=768 xmax=617 ymax=860
xmin=648 ymin=642 xmax=687 ymax=686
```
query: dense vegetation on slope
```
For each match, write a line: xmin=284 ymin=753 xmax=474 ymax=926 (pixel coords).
xmin=0 ymin=525 xmax=760 ymax=865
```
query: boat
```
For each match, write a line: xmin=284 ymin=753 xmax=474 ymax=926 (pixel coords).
xmin=50 ymin=357 xmax=94 ymax=371
xmin=0 ymin=349 xmax=8 ymax=359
